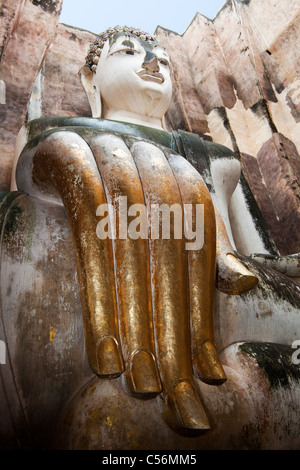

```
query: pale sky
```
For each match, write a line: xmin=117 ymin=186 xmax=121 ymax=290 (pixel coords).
xmin=59 ymin=0 xmax=227 ymax=35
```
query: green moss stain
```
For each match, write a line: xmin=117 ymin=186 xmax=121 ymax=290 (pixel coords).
xmin=1 ymin=196 xmax=38 ymax=263
xmin=31 ymin=0 xmax=61 ymax=15
xmin=250 ymin=100 xmax=278 ymax=133
xmin=3 ymin=202 xmax=23 ymax=237
xmin=239 ymin=342 xmax=300 ymax=389
xmin=122 ymin=40 xmax=135 ymax=49
xmin=237 ymin=253 xmax=300 ymax=308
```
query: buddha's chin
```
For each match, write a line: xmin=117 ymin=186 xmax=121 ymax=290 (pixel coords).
xmin=102 ymin=89 xmax=170 ymax=125
xmin=140 ymin=89 xmax=169 ymax=114
xmin=143 ymin=87 xmax=163 ymax=100
xmin=115 ymin=93 xmax=169 ymax=120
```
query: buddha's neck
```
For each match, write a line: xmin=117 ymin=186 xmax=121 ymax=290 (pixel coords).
xmin=102 ymin=109 xmax=164 ymax=130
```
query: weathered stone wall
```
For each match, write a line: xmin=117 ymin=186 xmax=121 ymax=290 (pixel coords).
xmin=0 ymin=0 xmax=63 ymax=191
xmin=156 ymin=0 xmax=300 ymax=255
xmin=0 ymin=0 xmax=299 ymax=254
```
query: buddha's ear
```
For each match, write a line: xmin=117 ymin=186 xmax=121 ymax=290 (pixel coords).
xmin=79 ymin=65 xmax=102 ymax=118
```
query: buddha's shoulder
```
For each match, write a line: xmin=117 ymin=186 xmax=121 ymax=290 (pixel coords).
xmin=19 ymin=117 xmax=236 ymax=162
xmin=19 ymin=117 xmax=174 ymax=152
xmin=175 ymin=129 xmax=235 ymax=160
xmin=20 ymin=117 xmax=121 ymax=145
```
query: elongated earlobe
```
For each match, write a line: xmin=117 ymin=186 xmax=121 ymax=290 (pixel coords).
xmin=79 ymin=65 xmax=102 ymax=118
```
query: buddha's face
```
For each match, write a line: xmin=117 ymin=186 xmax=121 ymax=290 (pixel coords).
xmin=93 ymin=32 xmax=173 ymax=122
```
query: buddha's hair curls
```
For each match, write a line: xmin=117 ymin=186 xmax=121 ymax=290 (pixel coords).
xmin=85 ymin=25 xmax=157 ymax=73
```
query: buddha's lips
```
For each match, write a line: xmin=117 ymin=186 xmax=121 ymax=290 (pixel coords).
xmin=136 ymin=70 xmax=164 ymax=83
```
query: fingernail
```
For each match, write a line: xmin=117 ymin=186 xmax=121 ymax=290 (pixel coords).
xmin=217 ymin=253 xmax=258 ymax=294
xmin=193 ymin=340 xmax=227 ymax=385
xmin=129 ymin=349 xmax=162 ymax=396
xmin=97 ymin=336 xmax=124 ymax=377
xmin=172 ymin=380 xmax=210 ymax=431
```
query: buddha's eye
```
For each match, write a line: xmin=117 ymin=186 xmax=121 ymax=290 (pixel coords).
xmin=110 ymin=49 xmax=136 ymax=57
xmin=159 ymin=59 xmax=169 ymax=66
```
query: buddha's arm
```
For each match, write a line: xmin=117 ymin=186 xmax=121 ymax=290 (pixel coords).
xmin=17 ymin=130 xmax=124 ymax=378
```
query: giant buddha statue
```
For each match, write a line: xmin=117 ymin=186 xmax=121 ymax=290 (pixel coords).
xmin=1 ymin=26 xmax=300 ymax=450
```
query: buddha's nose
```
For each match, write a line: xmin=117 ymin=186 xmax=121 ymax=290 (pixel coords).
xmin=142 ymin=52 xmax=159 ymax=73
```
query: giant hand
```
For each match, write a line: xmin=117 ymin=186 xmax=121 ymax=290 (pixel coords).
xmin=17 ymin=128 xmax=257 ymax=434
